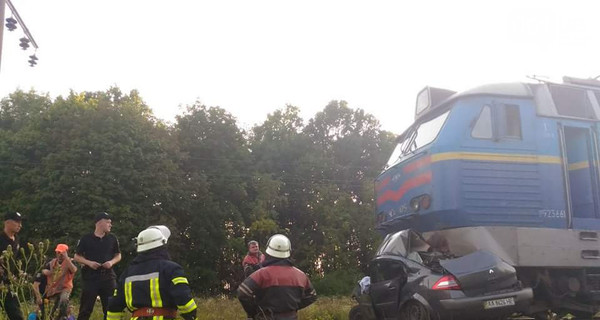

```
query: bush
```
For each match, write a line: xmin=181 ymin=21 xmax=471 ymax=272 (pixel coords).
xmin=0 ymin=241 xmax=49 ymax=319
xmin=299 ymin=296 xmax=353 ymax=320
xmin=312 ymin=269 xmax=363 ymax=297
xmin=194 ymin=296 xmax=353 ymax=320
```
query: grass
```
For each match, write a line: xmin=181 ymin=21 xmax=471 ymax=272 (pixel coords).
xmin=60 ymin=297 xmax=592 ymax=320
xmin=66 ymin=296 xmax=355 ymax=320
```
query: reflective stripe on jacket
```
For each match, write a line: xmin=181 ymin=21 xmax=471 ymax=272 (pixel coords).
xmin=237 ymin=258 xmax=317 ymax=319
xmin=107 ymin=248 xmax=197 ymax=320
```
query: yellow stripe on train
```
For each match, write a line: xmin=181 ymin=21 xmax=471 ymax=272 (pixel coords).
xmin=430 ymin=152 xmax=562 ymax=164
xmin=428 ymin=152 xmax=595 ymax=172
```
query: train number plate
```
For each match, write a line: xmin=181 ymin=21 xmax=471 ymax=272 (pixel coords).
xmin=483 ymin=297 xmax=515 ymax=309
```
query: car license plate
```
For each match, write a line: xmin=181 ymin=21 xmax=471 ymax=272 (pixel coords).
xmin=483 ymin=297 xmax=515 ymax=309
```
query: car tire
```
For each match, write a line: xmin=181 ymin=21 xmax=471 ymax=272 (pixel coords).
xmin=349 ymin=305 xmax=366 ymax=320
xmin=399 ymin=301 xmax=429 ymax=320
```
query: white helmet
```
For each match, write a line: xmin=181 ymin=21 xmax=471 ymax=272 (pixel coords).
xmin=266 ymin=234 xmax=291 ymax=258
xmin=137 ymin=225 xmax=171 ymax=253
xmin=149 ymin=225 xmax=171 ymax=241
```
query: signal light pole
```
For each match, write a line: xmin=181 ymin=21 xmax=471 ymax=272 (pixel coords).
xmin=0 ymin=0 xmax=38 ymax=73
xmin=0 ymin=0 xmax=5 ymax=72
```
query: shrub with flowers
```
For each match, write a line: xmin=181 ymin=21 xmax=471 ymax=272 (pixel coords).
xmin=0 ymin=240 xmax=49 ymax=319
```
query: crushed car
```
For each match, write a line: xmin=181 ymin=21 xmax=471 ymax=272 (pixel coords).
xmin=349 ymin=229 xmax=534 ymax=320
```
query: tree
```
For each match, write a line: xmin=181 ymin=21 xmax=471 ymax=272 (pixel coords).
xmin=251 ymin=101 xmax=395 ymax=275
xmin=0 ymin=88 xmax=398 ymax=295
xmin=174 ymin=103 xmax=252 ymax=292
xmin=0 ymin=88 xmax=185 ymax=270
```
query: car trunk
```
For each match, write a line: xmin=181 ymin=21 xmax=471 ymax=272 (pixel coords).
xmin=439 ymin=250 xmax=518 ymax=297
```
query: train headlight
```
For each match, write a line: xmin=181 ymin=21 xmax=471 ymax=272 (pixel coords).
xmin=410 ymin=198 xmax=420 ymax=212
xmin=410 ymin=194 xmax=432 ymax=212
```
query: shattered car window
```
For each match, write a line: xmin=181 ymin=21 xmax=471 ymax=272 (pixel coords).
xmin=421 ymin=232 xmax=457 ymax=271
xmin=376 ymin=229 xmax=457 ymax=271
xmin=376 ymin=230 xmax=408 ymax=256
xmin=405 ymin=231 xmax=429 ymax=264
xmin=408 ymin=232 xmax=430 ymax=253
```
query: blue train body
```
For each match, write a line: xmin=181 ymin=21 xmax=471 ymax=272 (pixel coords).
xmin=377 ymin=80 xmax=600 ymax=233
xmin=375 ymin=77 xmax=600 ymax=313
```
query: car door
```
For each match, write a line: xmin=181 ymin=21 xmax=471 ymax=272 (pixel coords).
xmin=369 ymin=258 xmax=407 ymax=320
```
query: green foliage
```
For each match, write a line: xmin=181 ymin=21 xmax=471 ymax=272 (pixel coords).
xmin=59 ymin=296 xmax=354 ymax=320
xmin=0 ymin=88 xmax=187 ymax=273
xmin=0 ymin=241 xmax=49 ymax=319
xmin=298 ymin=296 xmax=354 ymax=320
xmin=193 ymin=296 xmax=353 ymax=320
xmin=0 ymin=89 xmax=396 ymax=295
xmin=312 ymin=270 xmax=364 ymax=297
xmin=249 ymin=101 xmax=390 ymax=276
xmin=248 ymin=218 xmax=280 ymax=242
xmin=174 ymin=103 xmax=252 ymax=293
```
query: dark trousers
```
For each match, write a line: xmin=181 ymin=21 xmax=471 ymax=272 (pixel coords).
xmin=3 ymin=291 xmax=23 ymax=320
xmin=77 ymin=278 xmax=116 ymax=320
xmin=47 ymin=291 xmax=71 ymax=320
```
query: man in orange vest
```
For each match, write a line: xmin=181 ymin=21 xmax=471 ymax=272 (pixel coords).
xmin=34 ymin=244 xmax=77 ymax=320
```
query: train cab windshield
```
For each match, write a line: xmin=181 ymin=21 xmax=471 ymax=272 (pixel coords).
xmin=385 ymin=110 xmax=450 ymax=169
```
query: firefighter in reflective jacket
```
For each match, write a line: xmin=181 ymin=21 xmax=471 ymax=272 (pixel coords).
xmin=107 ymin=226 xmax=197 ymax=320
xmin=237 ymin=234 xmax=317 ymax=320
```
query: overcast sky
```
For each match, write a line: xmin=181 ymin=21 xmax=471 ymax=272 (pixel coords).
xmin=2 ymin=0 xmax=600 ymax=134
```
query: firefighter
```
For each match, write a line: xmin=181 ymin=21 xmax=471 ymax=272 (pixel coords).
xmin=107 ymin=226 xmax=197 ymax=320
xmin=237 ymin=234 xmax=317 ymax=320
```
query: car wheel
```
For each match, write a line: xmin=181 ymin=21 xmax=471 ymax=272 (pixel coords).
xmin=349 ymin=305 xmax=367 ymax=320
xmin=399 ymin=301 xmax=429 ymax=320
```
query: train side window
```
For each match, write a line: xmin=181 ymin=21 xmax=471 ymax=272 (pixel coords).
xmin=549 ymin=85 xmax=594 ymax=119
xmin=497 ymin=104 xmax=522 ymax=139
xmin=594 ymin=91 xmax=600 ymax=111
xmin=471 ymin=105 xmax=493 ymax=139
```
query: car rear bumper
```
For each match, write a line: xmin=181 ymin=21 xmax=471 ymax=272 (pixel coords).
xmin=438 ymin=287 xmax=533 ymax=318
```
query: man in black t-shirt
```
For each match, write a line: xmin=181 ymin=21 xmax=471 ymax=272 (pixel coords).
xmin=74 ymin=212 xmax=121 ymax=320
xmin=32 ymin=269 xmax=47 ymax=319
xmin=0 ymin=211 xmax=24 ymax=320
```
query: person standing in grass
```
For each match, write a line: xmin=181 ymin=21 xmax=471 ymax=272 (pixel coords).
xmin=0 ymin=211 xmax=25 ymax=320
xmin=237 ymin=234 xmax=317 ymax=320
xmin=32 ymin=270 xmax=47 ymax=320
xmin=242 ymin=240 xmax=265 ymax=278
xmin=34 ymin=244 xmax=77 ymax=320
xmin=74 ymin=212 xmax=121 ymax=320
xmin=107 ymin=225 xmax=198 ymax=320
